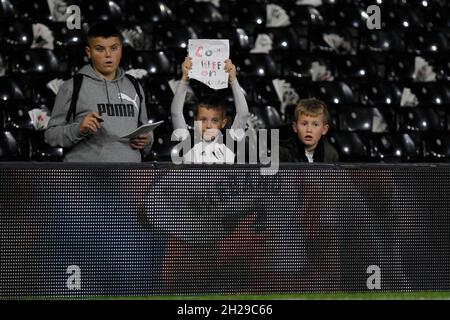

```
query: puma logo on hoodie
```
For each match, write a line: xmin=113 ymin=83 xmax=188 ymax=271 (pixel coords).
xmin=97 ymin=102 xmax=135 ymax=117
xmin=97 ymin=93 xmax=140 ymax=117
xmin=119 ymin=93 xmax=139 ymax=111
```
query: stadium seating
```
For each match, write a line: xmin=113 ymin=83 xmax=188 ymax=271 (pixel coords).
xmin=424 ymin=132 xmax=450 ymax=161
xmin=0 ymin=0 xmax=449 ymax=163
xmin=371 ymin=132 xmax=424 ymax=162
xmin=329 ymin=131 xmax=371 ymax=162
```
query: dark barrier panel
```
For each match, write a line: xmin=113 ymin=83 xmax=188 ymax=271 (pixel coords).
xmin=1 ymin=163 xmax=449 ymax=297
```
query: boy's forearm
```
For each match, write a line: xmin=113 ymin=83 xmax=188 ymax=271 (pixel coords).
xmin=44 ymin=121 xmax=84 ymax=148
xmin=170 ymin=80 xmax=189 ymax=131
xmin=230 ymin=80 xmax=250 ymax=134
xmin=230 ymin=80 xmax=249 ymax=118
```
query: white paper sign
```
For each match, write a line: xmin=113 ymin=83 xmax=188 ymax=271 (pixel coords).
xmin=120 ymin=120 xmax=164 ymax=139
xmin=188 ymin=39 xmax=229 ymax=90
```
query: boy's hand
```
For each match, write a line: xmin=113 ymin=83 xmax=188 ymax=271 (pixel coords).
xmin=224 ymin=59 xmax=237 ymax=83
xmin=130 ymin=134 xmax=151 ymax=149
xmin=80 ymin=112 xmax=102 ymax=134
xmin=181 ymin=56 xmax=192 ymax=81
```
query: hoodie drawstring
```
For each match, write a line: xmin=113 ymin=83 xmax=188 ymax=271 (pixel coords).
xmin=116 ymin=81 xmax=123 ymax=103
xmin=104 ymin=80 xmax=124 ymax=105
xmin=104 ymin=79 xmax=111 ymax=105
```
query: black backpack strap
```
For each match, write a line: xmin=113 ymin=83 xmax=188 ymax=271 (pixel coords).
xmin=125 ymin=74 xmax=144 ymax=126
xmin=65 ymin=74 xmax=84 ymax=123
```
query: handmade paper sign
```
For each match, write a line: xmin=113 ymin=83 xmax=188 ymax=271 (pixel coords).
xmin=188 ymin=39 xmax=229 ymax=90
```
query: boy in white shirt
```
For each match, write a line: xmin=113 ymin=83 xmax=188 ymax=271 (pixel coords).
xmin=171 ymin=57 xmax=249 ymax=164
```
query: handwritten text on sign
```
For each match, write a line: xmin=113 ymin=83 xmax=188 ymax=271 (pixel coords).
xmin=188 ymin=39 xmax=230 ymax=90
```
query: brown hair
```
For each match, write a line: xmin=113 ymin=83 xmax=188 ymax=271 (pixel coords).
xmin=196 ymin=94 xmax=227 ymax=118
xmin=294 ymin=98 xmax=329 ymax=123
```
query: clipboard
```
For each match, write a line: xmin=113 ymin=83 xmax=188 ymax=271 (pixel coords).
xmin=120 ymin=120 xmax=164 ymax=139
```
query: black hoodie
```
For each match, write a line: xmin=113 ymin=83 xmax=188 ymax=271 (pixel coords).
xmin=279 ymin=136 xmax=339 ymax=163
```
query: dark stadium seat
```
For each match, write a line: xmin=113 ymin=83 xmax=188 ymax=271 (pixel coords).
xmin=371 ymin=132 xmax=424 ymax=162
xmin=325 ymin=104 xmax=340 ymax=130
xmin=124 ymin=51 xmax=173 ymax=76
xmin=328 ymin=131 xmax=371 ymax=161
xmin=179 ymin=0 xmax=224 ymax=24
xmin=249 ymin=106 xmax=283 ymax=129
xmin=359 ymin=30 xmax=405 ymax=52
xmin=356 ymin=0 xmax=388 ymax=6
xmin=230 ymin=2 xmax=266 ymax=26
xmin=408 ymin=83 xmax=450 ymax=107
xmin=0 ymin=77 xmax=26 ymax=101
xmin=336 ymin=55 xmax=381 ymax=80
xmin=308 ymin=27 xmax=357 ymax=54
xmin=283 ymin=53 xmax=313 ymax=79
xmin=397 ymin=107 xmax=443 ymax=132
xmin=424 ymin=132 xmax=450 ymax=160
xmin=317 ymin=5 xmax=366 ymax=28
xmin=436 ymin=55 xmax=450 ymax=81
xmin=422 ymin=5 xmax=450 ymax=28
xmin=21 ymin=80 xmax=56 ymax=105
xmin=405 ymin=29 xmax=448 ymax=54
xmin=3 ymin=102 xmax=35 ymax=131
xmin=264 ymin=27 xmax=308 ymax=51
xmin=61 ymin=46 xmax=90 ymax=76
xmin=153 ymin=25 xmax=198 ymax=50
xmin=146 ymin=78 xmax=175 ymax=105
xmin=3 ymin=21 xmax=33 ymax=47
xmin=398 ymin=0 xmax=446 ymax=6
xmin=0 ymin=52 xmax=6 ymax=73
xmin=11 ymin=49 xmax=60 ymax=75
xmin=52 ymin=22 xmax=84 ymax=48
xmin=309 ymin=81 xmax=356 ymax=105
xmin=146 ymin=130 xmax=179 ymax=162
xmin=147 ymin=102 xmax=171 ymax=125
xmin=0 ymin=0 xmax=15 ymax=20
xmin=16 ymin=0 xmax=53 ymax=21
xmin=0 ymin=130 xmax=30 ymax=160
xmin=82 ymin=0 xmax=123 ymax=24
xmin=132 ymin=0 xmax=176 ymax=23
xmin=247 ymin=78 xmax=280 ymax=106
xmin=235 ymin=53 xmax=279 ymax=78
xmin=338 ymin=106 xmax=376 ymax=132
xmin=386 ymin=53 xmax=418 ymax=81
xmin=359 ymin=82 xmax=402 ymax=107
xmin=286 ymin=5 xmax=324 ymax=26
xmin=382 ymin=6 xmax=424 ymax=29
xmin=0 ymin=131 xmax=19 ymax=159
xmin=30 ymin=131 xmax=63 ymax=161
xmin=202 ymin=26 xmax=251 ymax=51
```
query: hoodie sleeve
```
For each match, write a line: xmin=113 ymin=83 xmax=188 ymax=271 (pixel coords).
xmin=170 ymin=80 xmax=190 ymax=141
xmin=44 ymin=79 xmax=86 ymax=148
xmin=229 ymin=79 xmax=250 ymax=141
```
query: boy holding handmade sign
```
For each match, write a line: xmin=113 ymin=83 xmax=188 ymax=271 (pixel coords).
xmin=171 ymin=40 xmax=250 ymax=164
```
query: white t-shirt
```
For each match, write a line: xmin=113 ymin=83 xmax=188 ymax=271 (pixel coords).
xmin=305 ymin=150 xmax=314 ymax=163
xmin=183 ymin=140 xmax=235 ymax=164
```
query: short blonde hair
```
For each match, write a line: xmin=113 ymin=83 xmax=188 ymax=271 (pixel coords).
xmin=294 ymin=98 xmax=329 ymax=123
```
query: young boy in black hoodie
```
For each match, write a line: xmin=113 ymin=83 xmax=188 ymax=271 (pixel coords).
xmin=280 ymin=98 xmax=339 ymax=162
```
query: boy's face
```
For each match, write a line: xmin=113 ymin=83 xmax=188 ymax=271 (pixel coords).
xmin=85 ymin=36 xmax=122 ymax=80
xmin=293 ymin=113 xmax=329 ymax=152
xmin=195 ymin=106 xmax=227 ymax=141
